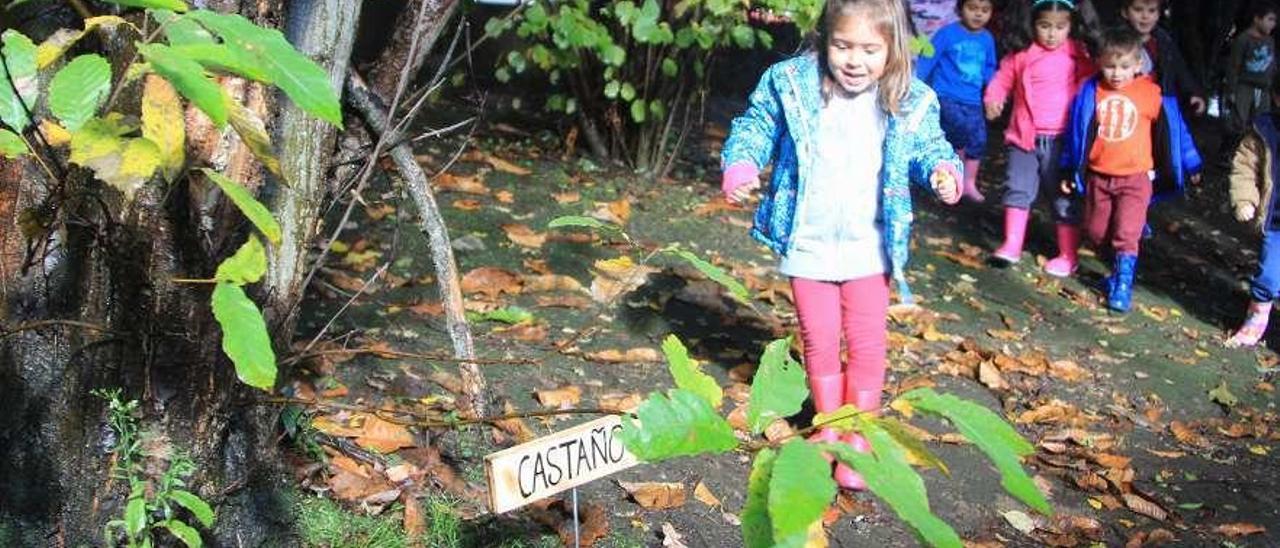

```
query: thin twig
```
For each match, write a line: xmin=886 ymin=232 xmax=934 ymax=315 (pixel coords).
xmin=1 ymin=319 xmax=116 ymax=338
xmin=302 ymin=261 xmax=390 ymax=354
xmin=256 ymin=396 xmax=621 ymax=429
xmin=280 ymin=345 xmax=540 ymax=367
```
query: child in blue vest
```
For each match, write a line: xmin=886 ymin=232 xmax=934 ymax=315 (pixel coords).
xmin=916 ymin=0 xmax=999 ymax=202
xmin=1227 ymin=69 xmax=1280 ymax=347
xmin=722 ymin=0 xmax=961 ymax=489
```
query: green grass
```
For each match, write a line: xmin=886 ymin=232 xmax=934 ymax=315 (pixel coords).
xmin=295 ymin=493 xmax=465 ymax=547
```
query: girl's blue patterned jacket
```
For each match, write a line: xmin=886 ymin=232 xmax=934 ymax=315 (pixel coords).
xmin=721 ymin=53 xmax=960 ymax=304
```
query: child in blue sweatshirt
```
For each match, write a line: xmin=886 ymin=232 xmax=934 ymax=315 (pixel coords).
xmin=917 ymin=0 xmax=999 ymax=202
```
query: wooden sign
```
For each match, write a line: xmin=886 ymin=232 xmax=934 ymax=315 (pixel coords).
xmin=485 ymin=414 xmax=638 ymax=513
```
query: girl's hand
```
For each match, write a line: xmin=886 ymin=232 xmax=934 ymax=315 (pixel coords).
xmin=1236 ymin=203 xmax=1257 ymax=222
xmin=984 ymin=101 xmax=1003 ymax=120
xmin=1060 ymin=179 xmax=1076 ymax=195
xmin=728 ymin=178 xmax=761 ymax=204
xmin=930 ymin=167 xmax=961 ymax=204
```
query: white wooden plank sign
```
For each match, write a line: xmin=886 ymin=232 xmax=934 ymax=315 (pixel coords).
xmin=485 ymin=414 xmax=638 ymax=514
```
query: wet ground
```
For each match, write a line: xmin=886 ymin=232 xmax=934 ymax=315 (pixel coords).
xmin=287 ymin=107 xmax=1279 ymax=547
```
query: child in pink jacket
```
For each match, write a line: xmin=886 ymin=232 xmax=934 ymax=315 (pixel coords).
xmin=984 ymin=0 xmax=1098 ymax=276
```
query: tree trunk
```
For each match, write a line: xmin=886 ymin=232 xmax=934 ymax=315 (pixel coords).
xmin=366 ymin=0 xmax=461 ymax=99
xmin=0 ymin=0 xmax=361 ymax=544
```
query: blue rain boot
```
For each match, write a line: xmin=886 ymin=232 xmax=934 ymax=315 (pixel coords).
xmin=1107 ymin=253 xmax=1138 ymax=312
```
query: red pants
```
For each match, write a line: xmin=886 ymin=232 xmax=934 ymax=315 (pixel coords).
xmin=1083 ymin=171 xmax=1152 ymax=255
xmin=790 ymin=275 xmax=889 ymax=396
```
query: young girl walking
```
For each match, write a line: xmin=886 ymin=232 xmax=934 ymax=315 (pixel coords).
xmin=916 ymin=0 xmax=999 ymax=202
xmin=984 ymin=0 xmax=1099 ymax=275
xmin=721 ymin=0 xmax=961 ymax=489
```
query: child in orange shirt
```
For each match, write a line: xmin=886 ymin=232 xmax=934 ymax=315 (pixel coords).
xmin=1060 ymin=26 xmax=1202 ymax=312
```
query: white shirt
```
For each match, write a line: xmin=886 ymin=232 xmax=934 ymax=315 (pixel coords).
xmin=780 ymin=86 xmax=889 ymax=281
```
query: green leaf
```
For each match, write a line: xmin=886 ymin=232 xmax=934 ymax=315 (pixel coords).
xmin=506 ymin=50 xmax=527 ymax=74
xmin=877 ymin=417 xmax=950 ymax=475
xmin=215 ymin=235 xmax=267 ymax=285
xmin=601 ymin=44 xmax=626 ymax=66
xmin=823 ymin=425 xmax=963 ymax=547
xmin=154 ymin=11 xmax=215 ymax=45
xmin=139 ymin=43 xmax=229 ymax=127
xmin=630 ymin=100 xmax=647 ymax=123
xmin=604 ymin=80 xmax=620 ymax=99
xmin=226 ymin=95 xmax=283 ymax=178
xmin=910 ymin=34 xmax=936 ymax=58
xmin=617 ymin=389 xmax=737 ymax=461
xmin=495 ymin=66 xmax=511 ymax=83
xmin=0 ymin=129 xmax=28 ymax=158
xmin=748 ymin=337 xmax=807 ymax=434
xmin=211 ymin=282 xmax=276 ymax=390
xmin=619 ymin=82 xmax=636 ymax=102
xmin=69 ymin=117 xmax=162 ymax=199
xmin=187 ymin=11 xmax=342 ymax=127
xmin=159 ymin=519 xmax=202 ymax=547
xmin=1208 ymin=380 xmax=1238 ymax=408
xmin=756 ymin=29 xmax=774 ymax=50
xmin=901 ymin=388 xmax=1050 ymax=515
xmin=768 ymin=440 xmax=835 ymax=546
xmin=661 ymin=57 xmax=678 ymax=78
xmin=168 ymin=490 xmax=215 ymax=528
xmin=649 ymin=98 xmax=666 ymax=120
xmin=547 ymin=215 xmax=619 ymax=232
xmin=201 ymin=169 xmax=282 ymax=245
xmin=731 ymin=24 xmax=755 ymax=48
xmin=467 ymin=306 xmax=534 ymax=324
xmin=168 ymin=44 xmax=274 ymax=83
xmin=663 ymin=248 xmax=750 ymax=302
xmin=0 ymin=30 xmax=39 ymax=130
xmin=661 ymin=335 xmax=722 ymax=408
xmin=741 ymin=448 xmax=777 ymax=548
xmin=100 ymin=0 xmax=189 ymax=11
xmin=48 ymin=54 xmax=110 ymax=131
xmin=125 ymin=492 xmax=147 ymax=536
xmin=812 ymin=404 xmax=863 ymax=432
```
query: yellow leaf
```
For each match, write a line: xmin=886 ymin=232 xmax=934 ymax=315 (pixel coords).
xmin=142 ymin=75 xmax=185 ymax=181
xmin=70 ymin=116 xmax=160 ymax=200
xmin=39 ymin=120 xmax=71 ymax=147
xmin=36 ymin=17 xmax=130 ymax=69
xmin=890 ymin=397 xmax=915 ymax=418
xmin=1249 ymin=445 xmax=1268 ymax=456
xmin=227 ymin=95 xmax=283 ymax=178
xmin=693 ymin=481 xmax=721 ymax=508
xmin=1087 ymin=498 xmax=1103 ymax=510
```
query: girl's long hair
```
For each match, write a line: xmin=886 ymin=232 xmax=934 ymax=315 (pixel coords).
xmin=999 ymin=0 xmax=1101 ymax=56
xmin=815 ymin=0 xmax=914 ymax=115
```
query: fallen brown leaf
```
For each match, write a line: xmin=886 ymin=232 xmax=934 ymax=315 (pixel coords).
xmin=493 ymin=401 xmax=537 ymax=443
xmin=523 ymin=274 xmax=586 ymax=293
xmin=407 ymin=301 xmax=444 ymax=317
xmin=1018 ymin=402 xmax=1079 ymax=425
xmin=451 ymin=199 xmax=483 ymax=210
xmin=693 ymin=481 xmax=721 ymax=508
xmin=355 ymin=415 xmax=416 ymax=453
xmin=535 ymin=385 xmax=582 ymax=408
xmin=493 ymin=323 xmax=548 ymax=342
xmin=1049 ymin=360 xmax=1091 ymax=382
xmin=460 ymin=267 xmax=522 ymax=300
xmin=552 ymin=191 xmax=580 ymax=204
xmin=402 ymin=492 xmax=425 ymax=537
xmin=429 ymin=370 xmax=465 ymax=394
xmin=662 ymin=522 xmax=689 ymax=548
xmin=433 ymin=172 xmax=489 ymax=195
xmin=1123 ymin=493 xmax=1167 ymax=521
xmin=1169 ymin=421 xmax=1208 ymax=447
xmin=589 ymin=256 xmax=658 ymax=302
xmin=987 ymin=329 xmax=1024 ymax=341
xmin=590 ymin=199 xmax=632 ymax=225
xmin=534 ymin=294 xmax=593 ymax=309
xmin=495 ymin=190 xmax=515 ymax=203
xmin=598 ymin=392 xmax=643 ymax=413
xmin=1214 ymin=522 xmax=1266 ymax=537
xmin=329 ymin=469 xmax=395 ymax=502
xmin=1090 ymin=453 xmax=1132 ymax=469
xmin=584 ymin=347 xmax=662 ymax=363
xmin=618 ymin=481 xmax=686 ymax=509
xmin=1144 ymin=449 xmax=1185 ymax=458
xmin=979 ymin=361 xmax=1010 ymax=391
xmin=502 ymin=224 xmax=547 ymax=248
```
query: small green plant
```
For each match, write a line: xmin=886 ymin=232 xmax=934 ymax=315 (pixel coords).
xmin=485 ymin=0 xmax=822 ymax=179
xmin=280 ymin=404 xmax=326 ymax=462
xmin=296 ymin=495 xmax=413 ymax=548
xmin=96 ymin=390 xmax=216 ymax=548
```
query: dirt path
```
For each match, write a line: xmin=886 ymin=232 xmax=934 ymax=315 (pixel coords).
xmin=289 ymin=124 xmax=1278 ymax=547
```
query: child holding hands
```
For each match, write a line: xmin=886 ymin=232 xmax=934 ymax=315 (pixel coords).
xmin=722 ymin=0 xmax=961 ymax=489
xmin=1226 ymin=69 xmax=1280 ymax=347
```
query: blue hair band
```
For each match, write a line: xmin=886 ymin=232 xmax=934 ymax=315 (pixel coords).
xmin=1033 ymin=0 xmax=1076 ymax=9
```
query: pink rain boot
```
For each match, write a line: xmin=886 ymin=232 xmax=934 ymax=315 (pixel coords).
xmin=1226 ymin=301 xmax=1272 ymax=348
xmin=1043 ymin=224 xmax=1081 ymax=277
xmin=992 ymin=207 xmax=1030 ymax=265
xmin=962 ymin=157 xmax=985 ymax=203
xmin=807 ymin=374 xmax=844 ymax=445
xmin=833 ymin=389 xmax=882 ymax=490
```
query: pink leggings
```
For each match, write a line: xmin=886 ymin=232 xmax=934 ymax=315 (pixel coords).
xmin=791 ymin=275 xmax=889 ymax=395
